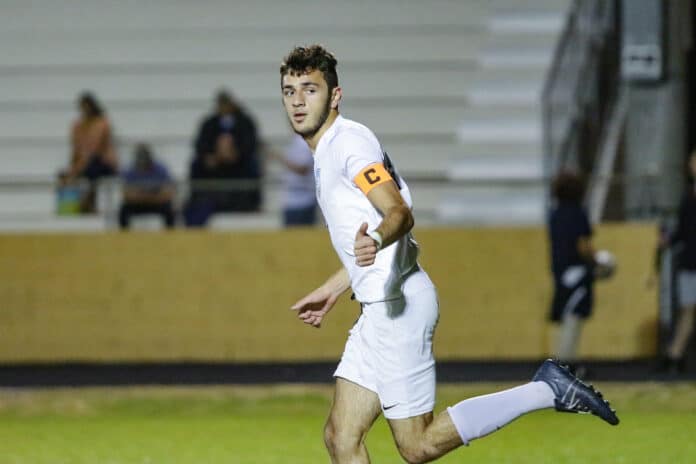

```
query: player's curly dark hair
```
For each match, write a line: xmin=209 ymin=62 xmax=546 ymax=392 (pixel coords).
xmin=552 ymin=171 xmax=586 ymax=204
xmin=280 ymin=45 xmax=339 ymax=91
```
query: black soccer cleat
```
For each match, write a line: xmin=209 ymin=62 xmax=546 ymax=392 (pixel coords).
xmin=532 ymin=359 xmax=619 ymax=426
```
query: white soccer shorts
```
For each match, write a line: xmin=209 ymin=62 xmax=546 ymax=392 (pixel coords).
xmin=678 ymin=270 xmax=696 ymax=307
xmin=334 ymin=271 xmax=439 ymax=420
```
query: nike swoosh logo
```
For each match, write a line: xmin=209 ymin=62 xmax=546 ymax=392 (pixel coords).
xmin=383 ymin=404 xmax=398 ymax=410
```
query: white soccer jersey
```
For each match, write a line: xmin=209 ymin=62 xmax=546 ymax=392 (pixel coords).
xmin=313 ymin=115 xmax=420 ymax=303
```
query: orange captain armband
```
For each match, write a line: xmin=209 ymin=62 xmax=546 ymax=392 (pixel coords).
xmin=354 ymin=163 xmax=393 ymax=195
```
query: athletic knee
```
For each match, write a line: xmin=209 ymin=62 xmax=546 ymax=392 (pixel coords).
xmin=323 ymin=420 xmax=362 ymax=457
xmin=323 ymin=420 xmax=338 ymax=453
xmin=396 ymin=441 xmax=439 ymax=464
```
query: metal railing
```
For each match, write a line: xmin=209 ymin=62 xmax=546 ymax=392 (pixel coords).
xmin=0 ymin=173 xmax=668 ymax=232
xmin=0 ymin=173 xmax=548 ymax=231
xmin=542 ymin=0 xmax=621 ymax=186
xmin=586 ymin=86 xmax=630 ymax=224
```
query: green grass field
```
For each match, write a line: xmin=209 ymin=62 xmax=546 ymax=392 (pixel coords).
xmin=1 ymin=383 xmax=695 ymax=463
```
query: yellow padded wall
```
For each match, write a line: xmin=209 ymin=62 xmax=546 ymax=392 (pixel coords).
xmin=0 ymin=224 xmax=656 ymax=362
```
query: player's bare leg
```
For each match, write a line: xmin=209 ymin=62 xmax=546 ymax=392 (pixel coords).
xmin=387 ymin=361 xmax=618 ymax=463
xmin=386 ymin=381 xmax=553 ymax=463
xmin=325 ymin=378 xmax=382 ymax=464
xmin=388 ymin=411 xmax=460 ymax=463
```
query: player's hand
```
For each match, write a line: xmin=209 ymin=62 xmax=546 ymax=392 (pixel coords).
xmin=354 ymin=222 xmax=378 ymax=267
xmin=290 ymin=287 xmax=338 ymax=328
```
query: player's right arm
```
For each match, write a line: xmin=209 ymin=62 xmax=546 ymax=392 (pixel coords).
xmin=577 ymin=236 xmax=595 ymax=263
xmin=576 ymin=209 xmax=595 ymax=264
xmin=290 ymin=267 xmax=351 ymax=328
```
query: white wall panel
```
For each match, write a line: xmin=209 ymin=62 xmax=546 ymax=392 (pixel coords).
xmin=0 ymin=1 xmax=488 ymax=31
xmin=0 ymin=34 xmax=483 ymax=67
xmin=0 ymin=69 xmax=478 ymax=102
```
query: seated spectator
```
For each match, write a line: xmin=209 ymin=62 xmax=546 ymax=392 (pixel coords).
xmin=119 ymin=143 xmax=175 ymax=229
xmin=184 ymin=90 xmax=262 ymax=227
xmin=59 ymin=91 xmax=118 ymax=213
xmin=278 ymin=134 xmax=317 ymax=227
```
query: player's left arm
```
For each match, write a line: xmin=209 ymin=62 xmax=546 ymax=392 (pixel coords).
xmin=291 ymin=267 xmax=351 ymax=328
xmin=353 ymin=166 xmax=413 ymax=267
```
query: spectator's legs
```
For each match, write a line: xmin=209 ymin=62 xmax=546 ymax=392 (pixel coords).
xmin=80 ymin=157 xmax=116 ymax=214
xmin=120 ymin=203 xmax=176 ymax=229
xmin=668 ymin=305 xmax=695 ymax=360
xmin=184 ymin=197 xmax=215 ymax=227
xmin=556 ymin=312 xmax=583 ymax=362
xmin=119 ymin=203 xmax=132 ymax=229
xmin=80 ymin=186 xmax=97 ymax=214
xmin=160 ymin=203 xmax=176 ymax=228
xmin=283 ymin=209 xmax=294 ymax=227
xmin=284 ymin=205 xmax=317 ymax=227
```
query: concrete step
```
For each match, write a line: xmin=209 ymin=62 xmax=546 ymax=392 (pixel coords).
xmin=0 ymin=214 xmax=106 ymax=232
xmin=449 ymin=154 xmax=542 ymax=180
xmin=472 ymin=66 xmax=547 ymax=84
xmin=0 ymin=68 xmax=483 ymax=103
xmin=0 ymin=178 xmax=547 ymax=229
xmin=0 ymin=1 xmax=489 ymax=32
xmin=436 ymin=187 xmax=545 ymax=225
xmin=488 ymin=12 xmax=567 ymax=35
xmin=468 ymin=79 xmax=541 ymax=105
xmin=0 ymin=138 xmax=545 ymax=180
xmin=0 ymin=103 xmax=474 ymax=140
xmin=208 ymin=212 xmax=283 ymax=230
xmin=0 ymin=31 xmax=484 ymax=68
xmin=466 ymin=57 xmax=549 ymax=105
xmin=479 ymin=47 xmax=554 ymax=69
xmin=485 ymin=32 xmax=562 ymax=49
xmin=489 ymin=0 xmax=570 ymax=14
xmin=0 ymin=189 xmax=56 ymax=215
xmin=457 ymin=106 xmax=541 ymax=144
xmin=455 ymin=141 xmax=541 ymax=158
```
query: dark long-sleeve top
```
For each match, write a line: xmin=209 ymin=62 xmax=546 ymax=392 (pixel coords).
xmin=190 ymin=110 xmax=260 ymax=179
xmin=672 ymin=184 xmax=696 ymax=270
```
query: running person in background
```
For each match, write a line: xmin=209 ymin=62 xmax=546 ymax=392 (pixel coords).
xmin=281 ymin=45 xmax=618 ymax=464
xmin=658 ymin=150 xmax=696 ymax=373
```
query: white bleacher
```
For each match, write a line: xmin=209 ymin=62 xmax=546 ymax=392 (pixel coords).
xmin=3 ymin=34 xmax=485 ymax=67
xmin=437 ymin=187 xmax=545 ymax=225
xmin=0 ymin=189 xmax=56 ymax=216
xmin=456 ymin=106 xmax=542 ymax=143
xmin=442 ymin=0 xmax=569 ymax=224
xmin=0 ymin=0 xmax=568 ymax=230
xmin=0 ymin=215 xmax=106 ymax=233
xmin=448 ymin=154 xmax=543 ymax=181
xmin=1 ymin=1 xmax=490 ymax=33
xmin=0 ymin=68 xmax=484 ymax=102
xmin=0 ymin=104 xmax=474 ymax=140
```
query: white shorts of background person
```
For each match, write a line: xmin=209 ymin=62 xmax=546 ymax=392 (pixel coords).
xmin=678 ymin=270 xmax=696 ymax=308
xmin=665 ymin=270 xmax=696 ymax=364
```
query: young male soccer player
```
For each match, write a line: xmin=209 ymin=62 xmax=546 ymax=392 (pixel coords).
xmin=281 ymin=44 xmax=618 ymax=464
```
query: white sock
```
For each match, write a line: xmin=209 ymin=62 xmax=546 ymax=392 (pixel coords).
xmin=446 ymin=381 xmax=555 ymax=444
